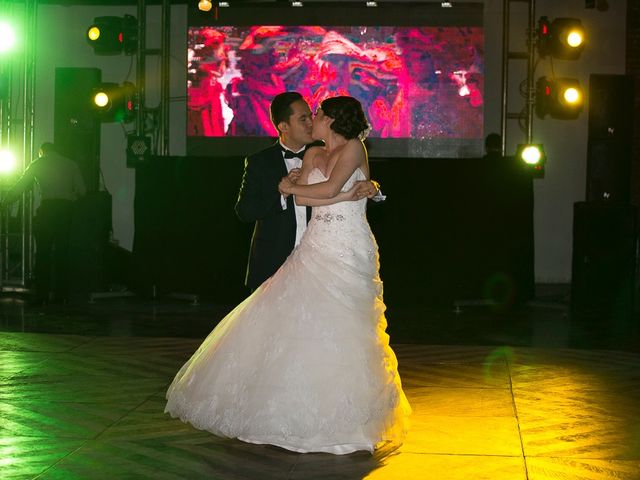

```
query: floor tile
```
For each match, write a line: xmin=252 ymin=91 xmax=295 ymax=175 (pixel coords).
xmin=0 ymin=436 xmax=85 ymax=480
xmin=361 ymin=453 xmax=526 ymax=480
xmin=0 ymin=332 xmax=93 ymax=353
xmin=37 ymin=437 xmax=299 ymax=480
xmin=0 ymin=401 xmax=132 ymax=439
xmin=0 ymin=375 xmax=167 ymax=404
xmin=0 ymin=351 xmax=51 ymax=377
xmin=401 ymin=415 xmax=522 ymax=456
xmin=406 ymin=387 xmax=515 ymax=417
xmin=399 ymin=362 xmax=511 ymax=389
xmin=18 ymin=352 xmax=185 ymax=379
xmin=526 ymin=456 xmax=640 ymax=480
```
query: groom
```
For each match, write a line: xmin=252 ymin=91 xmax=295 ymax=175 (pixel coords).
xmin=235 ymin=91 xmax=378 ymax=291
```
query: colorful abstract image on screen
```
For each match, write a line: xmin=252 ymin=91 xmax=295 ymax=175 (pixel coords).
xmin=187 ymin=25 xmax=483 ymax=140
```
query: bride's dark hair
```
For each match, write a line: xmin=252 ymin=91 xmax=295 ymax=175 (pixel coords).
xmin=320 ymin=96 xmax=370 ymax=140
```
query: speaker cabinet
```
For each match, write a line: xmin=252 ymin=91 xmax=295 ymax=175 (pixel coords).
xmin=54 ymin=68 xmax=101 ymax=192
xmin=68 ymin=191 xmax=113 ymax=296
xmin=586 ymin=74 xmax=634 ymax=203
xmin=571 ymin=202 xmax=637 ymax=319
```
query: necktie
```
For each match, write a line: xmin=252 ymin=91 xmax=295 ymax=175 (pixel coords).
xmin=282 ymin=147 xmax=306 ymax=159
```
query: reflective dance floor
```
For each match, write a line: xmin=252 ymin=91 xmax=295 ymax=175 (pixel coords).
xmin=1 ymin=291 xmax=639 ymax=479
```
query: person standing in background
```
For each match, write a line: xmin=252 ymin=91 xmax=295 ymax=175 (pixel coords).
xmin=2 ymin=142 xmax=86 ymax=304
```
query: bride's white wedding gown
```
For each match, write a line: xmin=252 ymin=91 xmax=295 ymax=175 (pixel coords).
xmin=165 ymin=167 xmax=411 ymax=455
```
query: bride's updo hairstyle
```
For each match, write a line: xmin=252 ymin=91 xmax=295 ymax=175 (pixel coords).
xmin=321 ymin=96 xmax=371 ymax=140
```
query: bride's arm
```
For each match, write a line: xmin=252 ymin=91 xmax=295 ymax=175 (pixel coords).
xmin=288 ymin=147 xmax=358 ymax=206
xmin=280 ymin=140 xmax=365 ymax=199
xmin=294 ymin=185 xmax=359 ymax=206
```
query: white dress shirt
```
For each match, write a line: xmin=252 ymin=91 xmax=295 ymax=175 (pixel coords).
xmin=279 ymin=141 xmax=308 ymax=247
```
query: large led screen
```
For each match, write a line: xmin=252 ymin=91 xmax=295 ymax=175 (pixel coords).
xmin=187 ymin=4 xmax=484 ymax=158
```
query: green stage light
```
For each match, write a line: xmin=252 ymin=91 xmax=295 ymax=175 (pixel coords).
xmin=0 ymin=149 xmax=17 ymax=175
xmin=0 ymin=22 xmax=16 ymax=54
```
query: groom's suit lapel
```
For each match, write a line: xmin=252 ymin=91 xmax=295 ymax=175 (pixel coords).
xmin=269 ymin=141 xmax=287 ymax=178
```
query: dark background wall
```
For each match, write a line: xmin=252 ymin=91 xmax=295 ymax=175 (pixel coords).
xmin=20 ymin=0 xmax=634 ymax=285
xmin=131 ymin=156 xmax=534 ymax=307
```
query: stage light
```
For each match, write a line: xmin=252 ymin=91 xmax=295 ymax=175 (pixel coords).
xmin=93 ymin=91 xmax=110 ymax=108
xmin=516 ymin=144 xmax=546 ymax=177
xmin=563 ymin=86 xmax=581 ymax=104
xmin=291 ymin=1 xmax=303 ymax=7
xmin=520 ymin=145 xmax=542 ymax=165
xmin=198 ymin=0 xmax=213 ymax=11
xmin=87 ymin=26 xmax=100 ymax=41
xmin=566 ymin=30 xmax=583 ymax=48
xmin=537 ymin=17 xmax=585 ymax=60
xmin=366 ymin=1 xmax=378 ymax=6
xmin=536 ymin=76 xmax=583 ymax=120
xmin=126 ymin=134 xmax=151 ymax=168
xmin=0 ymin=149 xmax=17 ymax=175
xmin=219 ymin=1 xmax=230 ymax=6
xmin=91 ymin=82 xmax=136 ymax=123
xmin=86 ymin=15 xmax=137 ymax=55
xmin=0 ymin=22 xmax=16 ymax=54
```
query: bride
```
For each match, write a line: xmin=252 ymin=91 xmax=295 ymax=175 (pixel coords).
xmin=165 ymin=95 xmax=411 ymax=455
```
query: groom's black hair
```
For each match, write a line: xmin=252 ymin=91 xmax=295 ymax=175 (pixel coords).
xmin=270 ymin=91 xmax=304 ymax=134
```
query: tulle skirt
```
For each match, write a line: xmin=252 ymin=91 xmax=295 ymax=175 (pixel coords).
xmin=165 ymin=216 xmax=411 ymax=454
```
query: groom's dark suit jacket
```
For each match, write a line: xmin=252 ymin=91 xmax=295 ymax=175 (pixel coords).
xmin=235 ymin=142 xmax=303 ymax=291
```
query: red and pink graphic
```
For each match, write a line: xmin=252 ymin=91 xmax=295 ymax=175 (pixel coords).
xmin=187 ymin=25 xmax=484 ymax=140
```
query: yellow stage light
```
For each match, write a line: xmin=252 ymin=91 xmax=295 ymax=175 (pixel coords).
xmin=87 ymin=26 xmax=101 ymax=41
xmin=91 ymin=82 xmax=136 ymax=123
xmin=86 ymin=15 xmax=137 ymax=55
xmin=536 ymin=77 xmax=583 ymax=120
xmin=93 ymin=91 xmax=110 ymax=108
xmin=563 ymin=87 xmax=581 ymax=105
xmin=566 ymin=30 xmax=583 ymax=48
xmin=198 ymin=0 xmax=213 ymax=11
xmin=537 ymin=17 xmax=585 ymax=60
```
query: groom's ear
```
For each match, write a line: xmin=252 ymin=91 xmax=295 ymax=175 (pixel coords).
xmin=278 ymin=120 xmax=289 ymax=134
